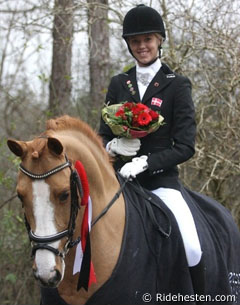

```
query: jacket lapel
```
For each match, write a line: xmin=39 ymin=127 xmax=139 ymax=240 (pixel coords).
xmin=122 ymin=67 xmax=141 ymax=102
xmin=122 ymin=65 xmax=175 ymax=104
xmin=142 ymin=68 xmax=175 ymax=104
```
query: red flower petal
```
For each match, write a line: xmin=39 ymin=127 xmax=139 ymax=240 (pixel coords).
xmin=123 ymin=102 xmax=133 ymax=110
xmin=149 ymin=110 xmax=159 ymax=120
xmin=137 ymin=112 xmax=152 ymax=126
xmin=115 ymin=109 xmax=124 ymax=117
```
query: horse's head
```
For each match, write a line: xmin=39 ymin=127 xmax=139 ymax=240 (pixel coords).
xmin=7 ymin=136 xmax=80 ymax=287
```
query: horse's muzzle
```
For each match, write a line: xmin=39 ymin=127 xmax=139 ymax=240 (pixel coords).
xmin=33 ymin=267 xmax=62 ymax=288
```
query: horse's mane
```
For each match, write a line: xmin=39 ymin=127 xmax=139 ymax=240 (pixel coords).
xmin=45 ymin=115 xmax=107 ymax=156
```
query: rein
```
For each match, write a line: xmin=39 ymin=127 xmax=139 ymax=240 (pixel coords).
xmin=91 ymin=177 xmax=129 ymax=227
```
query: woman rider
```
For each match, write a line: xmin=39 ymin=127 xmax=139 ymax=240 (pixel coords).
xmin=99 ymin=4 xmax=203 ymax=289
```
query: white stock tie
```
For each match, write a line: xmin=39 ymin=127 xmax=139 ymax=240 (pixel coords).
xmin=137 ymin=72 xmax=151 ymax=86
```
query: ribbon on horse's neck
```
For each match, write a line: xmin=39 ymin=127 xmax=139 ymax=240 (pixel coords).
xmin=74 ymin=160 xmax=96 ymax=290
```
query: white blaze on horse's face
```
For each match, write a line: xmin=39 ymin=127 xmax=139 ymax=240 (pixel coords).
xmin=32 ymin=180 xmax=65 ymax=285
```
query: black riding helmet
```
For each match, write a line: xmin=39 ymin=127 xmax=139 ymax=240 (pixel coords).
xmin=122 ymin=4 xmax=166 ymax=39
xmin=122 ymin=4 xmax=165 ymax=64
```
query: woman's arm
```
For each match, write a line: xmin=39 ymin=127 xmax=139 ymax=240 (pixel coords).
xmin=147 ymin=76 xmax=196 ymax=173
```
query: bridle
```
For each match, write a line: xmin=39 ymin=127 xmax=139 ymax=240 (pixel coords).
xmin=20 ymin=156 xmax=82 ymax=259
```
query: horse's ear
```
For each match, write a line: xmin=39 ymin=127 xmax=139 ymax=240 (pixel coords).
xmin=47 ymin=137 xmax=63 ymax=155
xmin=7 ymin=139 xmax=27 ymax=158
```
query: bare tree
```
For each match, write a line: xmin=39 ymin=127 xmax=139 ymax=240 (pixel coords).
xmin=49 ymin=0 xmax=74 ymax=116
xmin=87 ymin=0 xmax=109 ymax=128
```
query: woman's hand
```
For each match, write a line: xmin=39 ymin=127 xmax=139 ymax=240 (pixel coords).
xmin=120 ymin=155 xmax=148 ymax=178
xmin=107 ymin=138 xmax=141 ymax=156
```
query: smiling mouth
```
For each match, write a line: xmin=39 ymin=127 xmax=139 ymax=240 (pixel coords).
xmin=138 ymin=51 xmax=149 ymax=57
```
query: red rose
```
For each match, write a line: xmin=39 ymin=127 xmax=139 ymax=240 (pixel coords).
xmin=132 ymin=105 xmax=145 ymax=115
xmin=115 ymin=109 xmax=127 ymax=120
xmin=133 ymin=104 xmax=148 ymax=115
xmin=136 ymin=104 xmax=148 ymax=111
xmin=123 ymin=102 xmax=134 ymax=110
xmin=149 ymin=110 xmax=159 ymax=121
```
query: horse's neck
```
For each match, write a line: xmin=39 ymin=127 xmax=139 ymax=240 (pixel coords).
xmin=57 ymin=132 xmax=125 ymax=304
xmin=56 ymin=129 xmax=121 ymax=212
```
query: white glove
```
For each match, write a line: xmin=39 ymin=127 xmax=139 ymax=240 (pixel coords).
xmin=107 ymin=138 xmax=141 ymax=157
xmin=120 ymin=155 xmax=148 ymax=179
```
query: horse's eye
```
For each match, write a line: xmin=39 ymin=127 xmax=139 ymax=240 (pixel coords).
xmin=59 ymin=191 xmax=69 ymax=202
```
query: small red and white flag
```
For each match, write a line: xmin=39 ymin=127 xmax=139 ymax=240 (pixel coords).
xmin=151 ymin=97 xmax=163 ymax=107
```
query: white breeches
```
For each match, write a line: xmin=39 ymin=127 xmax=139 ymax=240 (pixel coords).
xmin=151 ymin=187 xmax=202 ymax=267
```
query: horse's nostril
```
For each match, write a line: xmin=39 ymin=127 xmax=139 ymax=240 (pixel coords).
xmin=48 ymin=269 xmax=62 ymax=287
xmin=55 ymin=269 xmax=62 ymax=282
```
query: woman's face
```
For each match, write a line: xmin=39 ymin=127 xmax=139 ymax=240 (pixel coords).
xmin=128 ymin=33 xmax=161 ymax=66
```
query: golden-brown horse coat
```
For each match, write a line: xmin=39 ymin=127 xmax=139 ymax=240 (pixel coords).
xmin=8 ymin=115 xmax=125 ymax=305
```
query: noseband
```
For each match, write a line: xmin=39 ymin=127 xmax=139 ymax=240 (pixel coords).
xmin=20 ymin=156 xmax=82 ymax=259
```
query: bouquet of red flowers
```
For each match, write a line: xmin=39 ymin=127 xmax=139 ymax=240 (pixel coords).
xmin=102 ymin=102 xmax=164 ymax=139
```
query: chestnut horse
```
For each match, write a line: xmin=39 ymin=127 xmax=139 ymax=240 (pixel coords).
xmin=8 ymin=116 xmax=125 ymax=305
xmin=7 ymin=115 xmax=240 ymax=305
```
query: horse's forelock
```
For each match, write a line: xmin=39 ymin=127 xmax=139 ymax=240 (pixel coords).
xmin=30 ymin=138 xmax=47 ymax=159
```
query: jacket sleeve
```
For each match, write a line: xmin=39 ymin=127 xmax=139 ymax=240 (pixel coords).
xmin=98 ymin=76 xmax=119 ymax=147
xmin=147 ymin=76 xmax=196 ymax=174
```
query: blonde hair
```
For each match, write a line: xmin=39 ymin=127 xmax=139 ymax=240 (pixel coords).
xmin=154 ymin=33 xmax=164 ymax=44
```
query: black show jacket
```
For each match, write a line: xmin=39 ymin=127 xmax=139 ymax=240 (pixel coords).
xmin=99 ymin=63 xmax=196 ymax=190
